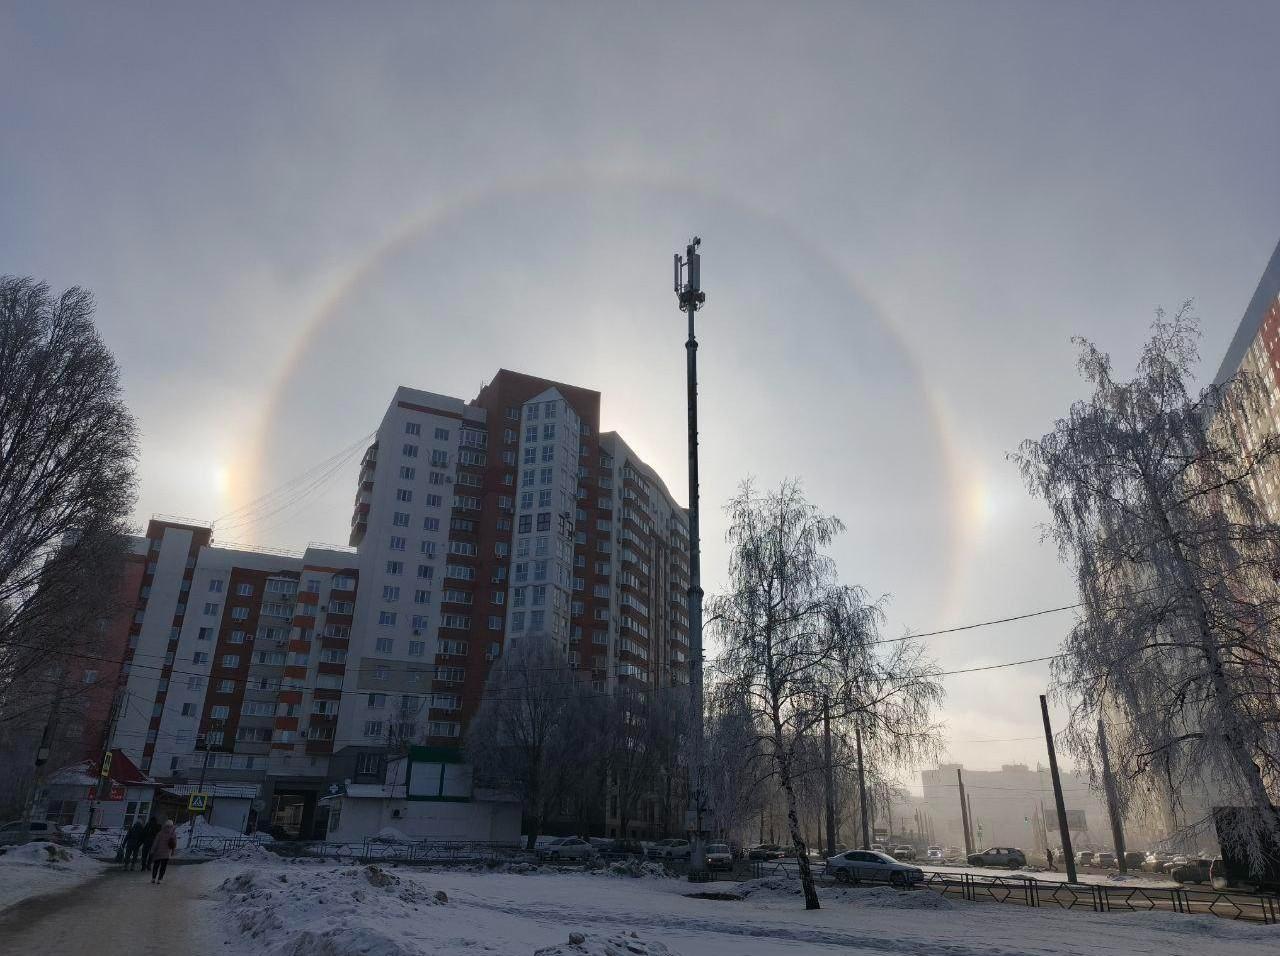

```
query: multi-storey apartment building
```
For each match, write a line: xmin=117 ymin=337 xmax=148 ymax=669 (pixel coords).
xmin=344 ymin=370 xmax=691 ymax=750
xmin=101 ymin=370 xmax=689 ymax=839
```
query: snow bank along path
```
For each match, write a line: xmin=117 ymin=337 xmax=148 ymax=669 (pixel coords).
xmin=204 ymin=856 xmax=1280 ymax=956
xmin=0 ymin=841 xmax=105 ymax=913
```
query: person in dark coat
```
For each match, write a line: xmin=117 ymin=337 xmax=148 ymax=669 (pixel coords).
xmin=149 ymin=820 xmax=177 ymax=884
xmin=138 ymin=815 xmax=161 ymax=872
xmin=122 ymin=821 xmax=146 ymax=871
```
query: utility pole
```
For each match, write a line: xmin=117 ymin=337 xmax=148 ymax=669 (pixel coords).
xmin=855 ymin=721 xmax=871 ymax=849
xmin=1097 ymin=718 xmax=1128 ymax=873
xmin=82 ymin=689 xmax=125 ymax=853
xmin=823 ymin=696 xmax=835 ymax=856
xmin=1040 ymin=695 xmax=1077 ymax=882
xmin=187 ymin=718 xmax=222 ymax=848
xmin=675 ymin=237 xmax=707 ymax=879
xmin=957 ymin=768 xmax=973 ymax=855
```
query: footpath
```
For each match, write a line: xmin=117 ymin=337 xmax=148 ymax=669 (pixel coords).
xmin=0 ymin=862 xmax=225 ymax=955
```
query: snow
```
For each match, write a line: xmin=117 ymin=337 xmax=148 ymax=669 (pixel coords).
xmin=176 ymin=816 xmax=275 ymax=853
xmin=59 ymin=824 xmax=127 ymax=858
xmin=197 ymin=857 xmax=1280 ymax=956
xmin=0 ymin=841 xmax=104 ymax=912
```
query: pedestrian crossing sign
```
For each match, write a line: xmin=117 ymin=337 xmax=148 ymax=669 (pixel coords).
xmin=188 ymin=793 xmax=210 ymax=812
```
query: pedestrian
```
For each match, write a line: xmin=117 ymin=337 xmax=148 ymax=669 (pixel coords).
xmin=139 ymin=815 xmax=161 ymax=873
xmin=122 ymin=820 xmax=145 ymax=871
xmin=150 ymin=819 xmax=177 ymax=884
xmin=1046 ymin=847 xmax=1055 ymax=871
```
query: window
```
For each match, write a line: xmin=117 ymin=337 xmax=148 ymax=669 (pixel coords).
xmin=332 ymin=575 xmax=356 ymax=590
xmin=541 ymin=445 xmax=554 ymax=463
xmin=197 ymin=627 xmax=213 ymax=641
xmin=378 ymin=611 xmax=397 ymax=626
xmin=181 ymin=702 xmax=195 ymax=716
xmin=533 ymin=585 xmax=547 ymax=606
xmin=518 ymin=515 xmax=532 ymax=534
xmin=417 ymin=564 xmax=434 ymax=580
xmin=208 ymin=579 xmax=224 ymax=593
xmin=436 ymin=666 xmax=465 ymax=683
xmin=386 ymin=560 xmax=403 ymax=575
xmin=445 ymin=563 xmax=475 ymax=581
xmin=492 ymin=590 xmax=505 ymax=605
xmin=513 ymin=588 xmax=527 ymax=607
xmin=408 ymin=640 xmax=426 ymax=657
xmin=434 ymin=427 xmax=450 ymax=441
xmin=390 ymin=536 xmax=406 ymax=551
xmin=544 ymin=401 xmax=557 ymax=419
xmin=438 ymin=638 xmax=468 ymax=655
xmin=228 ymin=630 xmax=245 ymax=644
xmin=424 ymin=516 xmax=440 ymax=532
xmin=405 ymin=421 xmax=421 ymax=435
xmin=356 ymin=752 xmax=382 ymax=775
xmin=428 ymin=721 xmax=461 ymax=738
xmin=431 ymin=449 xmax=449 ymax=468
xmin=400 ymin=465 xmax=416 ymax=480
xmin=210 ymin=704 xmax=230 ymax=720
xmin=364 ymin=721 xmax=384 ymax=737
xmin=495 ymin=541 xmax=510 ymax=557
xmin=403 ymin=443 xmax=419 ymax=458
xmin=221 ymin=653 xmax=241 ymax=667
xmin=421 ymin=540 xmax=437 ymax=556
xmin=393 ymin=511 xmax=410 ymax=527
xmin=520 ymin=491 xmax=534 ymax=509
xmin=375 ymin=637 xmax=394 ymax=654
xmin=530 ymin=610 xmax=544 ymax=632
xmin=236 ymin=582 xmax=254 ymax=597
xmin=373 ymin=666 xmax=389 ymax=680
xmin=538 ymin=489 xmax=552 ymax=507
xmin=203 ymin=602 xmax=220 ymax=616
xmin=488 ymin=615 xmax=503 ymax=630
xmin=502 ymin=451 xmax=516 ymax=465
xmin=525 ymin=425 xmax=537 ymax=443
xmin=430 ymin=471 xmax=449 ymax=485
xmin=426 ymin=493 xmax=442 ymax=507
xmin=449 ymin=540 xmax=477 ymax=556
xmin=535 ymin=536 xmax=549 ymax=556
xmin=542 ymin=423 xmax=555 ymax=440
xmin=534 ymin=560 xmax=548 ymax=580
xmin=414 ymin=589 xmax=431 ymax=604
xmin=537 ymin=512 xmax=551 ymax=532
xmin=193 ymin=652 xmax=209 ymax=664
xmin=539 ymin=467 xmax=552 ymax=485
xmin=218 ymin=679 xmax=235 ymax=693
xmin=511 ymin=611 xmax=525 ymax=631
xmin=382 ymin=585 xmax=400 ymax=601
xmin=453 ymin=495 xmax=481 ymax=510
xmin=523 ymin=447 xmax=536 ymax=466
xmin=440 ymin=613 xmax=470 ymax=629
xmin=514 ymin=562 xmax=528 ymax=583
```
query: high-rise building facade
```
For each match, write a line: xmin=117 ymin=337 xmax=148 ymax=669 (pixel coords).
xmin=343 ymin=370 xmax=690 ymax=747
xmin=102 ymin=370 xmax=689 ymax=837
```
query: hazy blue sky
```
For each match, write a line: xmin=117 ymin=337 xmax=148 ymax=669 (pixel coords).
xmin=5 ymin=1 xmax=1280 ymax=780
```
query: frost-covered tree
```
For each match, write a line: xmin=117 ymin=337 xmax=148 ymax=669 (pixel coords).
xmin=710 ymin=480 xmax=942 ymax=909
xmin=1014 ymin=307 xmax=1280 ymax=873
xmin=465 ymin=639 xmax=591 ymax=848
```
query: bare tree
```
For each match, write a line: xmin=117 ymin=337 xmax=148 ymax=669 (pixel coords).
xmin=710 ymin=480 xmax=942 ymax=909
xmin=465 ymin=639 xmax=591 ymax=848
xmin=703 ymin=685 xmax=765 ymax=845
xmin=0 ymin=277 xmax=136 ymax=728
xmin=1014 ymin=306 xmax=1280 ymax=873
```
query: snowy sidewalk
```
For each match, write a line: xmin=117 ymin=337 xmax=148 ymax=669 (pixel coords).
xmin=0 ymin=862 xmax=225 ymax=955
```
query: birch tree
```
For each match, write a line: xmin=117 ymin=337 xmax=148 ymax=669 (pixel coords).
xmin=1014 ymin=307 xmax=1280 ymax=873
xmin=711 ymin=480 xmax=943 ymax=909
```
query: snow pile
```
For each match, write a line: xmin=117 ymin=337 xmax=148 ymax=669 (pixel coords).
xmin=59 ymin=825 xmax=125 ymax=857
xmin=178 ymin=818 xmax=274 ymax=843
xmin=218 ymin=863 xmax=448 ymax=955
xmin=374 ymin=826 xmax=412 ymax=842
xmin=734 ymin=876 xmax=805 ymax=899
xmin=0 ymin=841 xmax=104 ymax=911
xmin=223 ymin=842 xmax=278 ymax=863
xmin=534 ymin=931 xmax=676 ymax=955
xmin=590 ymin=859 xmax=672 ymax=879
xmin=733 ymin=876 xmax=952 ymax=909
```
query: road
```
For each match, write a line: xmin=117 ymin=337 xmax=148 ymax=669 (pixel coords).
xmin=0 ymin=862 xmax=226 ymax=955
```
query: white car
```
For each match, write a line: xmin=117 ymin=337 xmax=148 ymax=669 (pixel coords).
xmin=646 ymin=838 xmax=691 ymax=860
xmin=826 ymin=849 xmax=925 ymax=886
xmin=0 ymin=820 xmax=67 ymax=847
xmin=537 ymin=837 xmax=595 ymax=861
xmin=925 ymin=845 xmax=944 ymax=861
xmin=706 ymin=843 xmax=733 ymax=871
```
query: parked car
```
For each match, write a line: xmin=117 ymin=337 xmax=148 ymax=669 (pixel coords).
xmin=1095 ymin=852 xmax=1116 ymax=869
xmin=1171 ymin=858 xmax=1213 ymax=884
xmin=747 ymin=843 xmax=786 ymax=860
xmin=608 ymin=839 xmax=647 ymax=857
xmin=925 ymin=845 xmax=945 ymax=861
xmin=1075 ymin=850 xmax=1095 ymax=868
xmin=870 ymin=843 xmax=887 ymax=853
xmin=968 ymin=847 xmax=1027 ymax=869
xmin=1143 ymin=851 xmax=1175 ymax=872
xmin=706 ymin=843 xmax=734 ymax=871
xmin=891 ymin=845 xmax=917 ymax=861
xmin=537 ymin=837 xmax=595 ymax=861
xmin=645 ymin=838 xmax=691 ymax=860
xmin=1123 ymin=851 xmax=1147 ymax=870
xmin=827 ymin=849 xmax=925 ymax=886
xmin=0 ymin=820 xmax=67 ymax=847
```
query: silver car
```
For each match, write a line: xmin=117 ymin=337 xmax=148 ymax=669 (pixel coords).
xmin=706 ymin=843 xmax=733 ymax=871
xmin=0 ymin=820 xmax=66 ymax=847
xmin=826 ymin=849 xmax=925 ymax=886
xmin=537 ymin=836 xmax=595 ymax=861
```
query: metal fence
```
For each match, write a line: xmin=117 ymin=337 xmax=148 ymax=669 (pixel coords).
xmin=756 ymin=859 xmax=1279 ymax=925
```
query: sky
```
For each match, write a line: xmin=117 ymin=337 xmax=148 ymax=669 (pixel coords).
xmin=4 ymin=1 xmax=1280 ymax=785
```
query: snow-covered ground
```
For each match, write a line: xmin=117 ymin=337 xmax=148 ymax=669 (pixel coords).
xmin=200 ymin=853 xmax=1280 ymax=956
xmin=920 ymin=862 xmax=1182 ymax=888
xmin=0 ymin=841 xmax=104 ymax=912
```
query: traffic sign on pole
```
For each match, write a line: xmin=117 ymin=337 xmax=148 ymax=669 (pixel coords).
xmin=187 ymin=793 xmax=210 ymax=812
